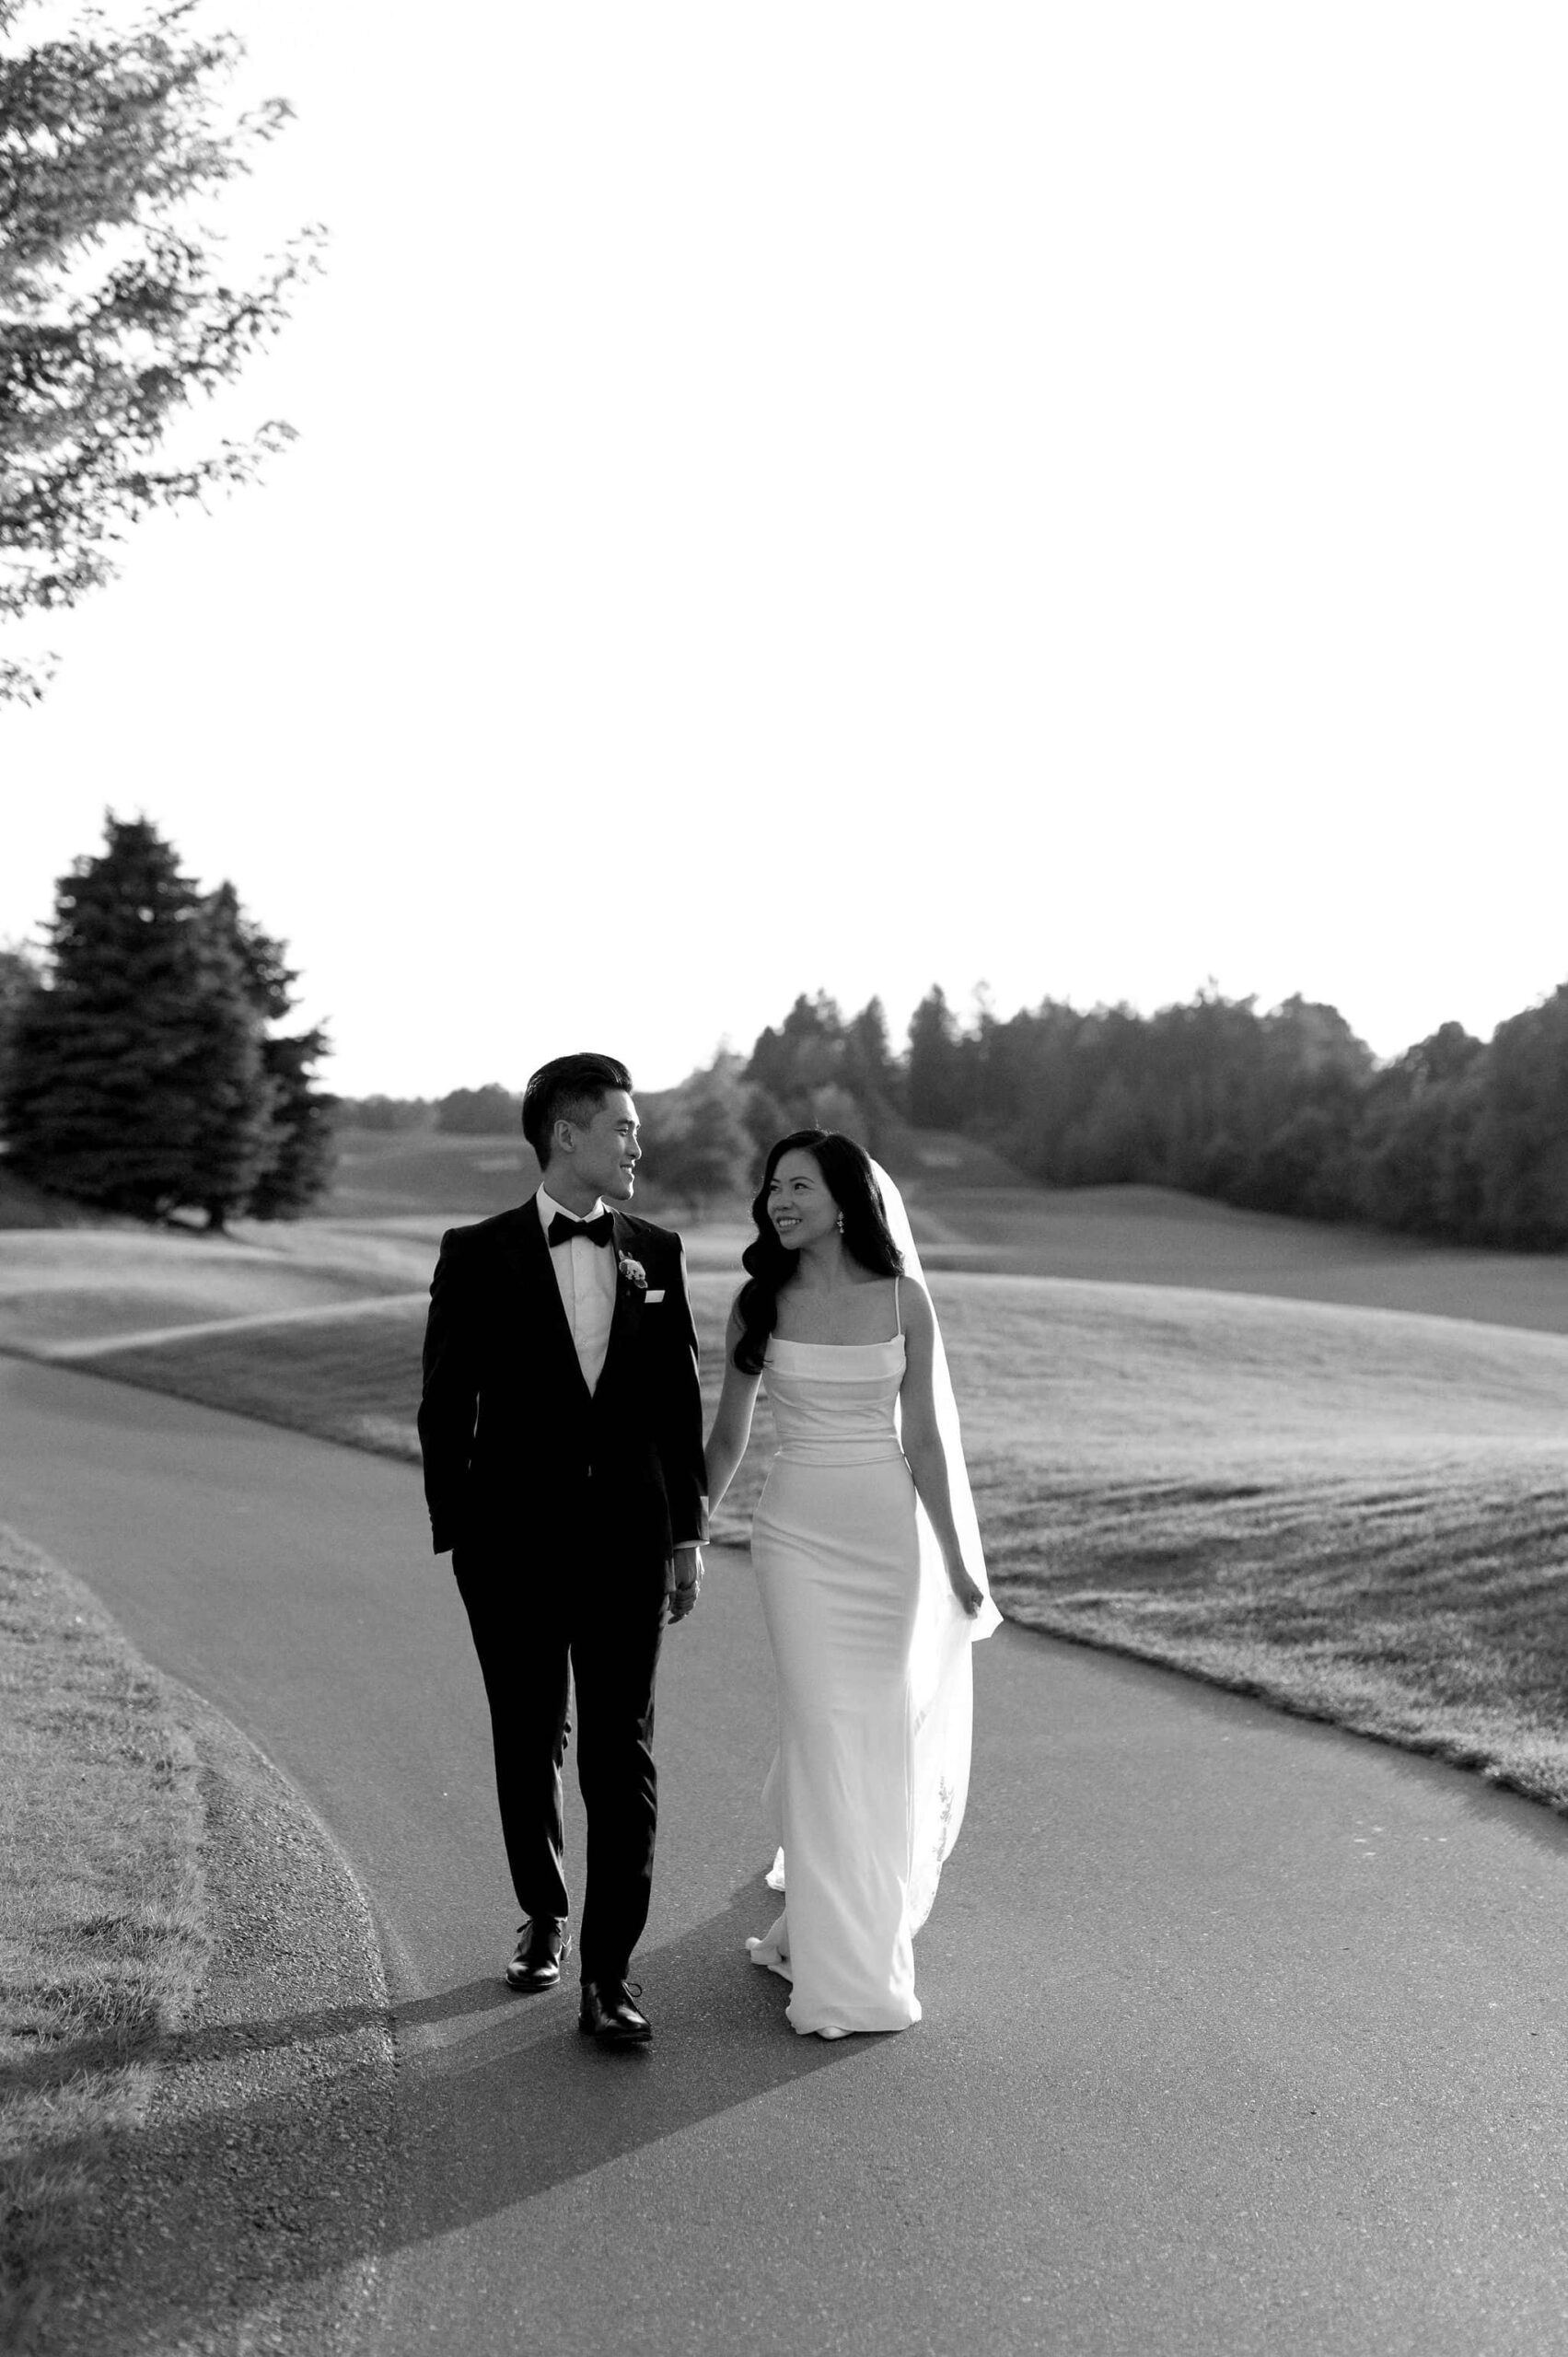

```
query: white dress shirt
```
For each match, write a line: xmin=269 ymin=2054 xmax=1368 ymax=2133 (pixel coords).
xmin=538 ymin=1185 xmax=618 ymax=1394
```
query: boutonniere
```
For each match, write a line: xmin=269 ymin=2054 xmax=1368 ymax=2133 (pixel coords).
xmin=618 ymin=1252 xmax=648 ymax=1291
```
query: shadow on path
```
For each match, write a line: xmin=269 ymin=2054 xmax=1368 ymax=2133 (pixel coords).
xmin=32 ymin=1887 xmax=858 ymax=2353
xmin=389 ymin=1888 xmax=860 ymax=2221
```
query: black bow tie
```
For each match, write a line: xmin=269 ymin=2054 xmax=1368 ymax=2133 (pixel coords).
xmin=548 ymin=1210 xmax=614 ymax=1250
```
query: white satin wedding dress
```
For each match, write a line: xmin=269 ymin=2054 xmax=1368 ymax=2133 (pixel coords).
xmin=746 ymin=1250 xmax=999 ymax=2038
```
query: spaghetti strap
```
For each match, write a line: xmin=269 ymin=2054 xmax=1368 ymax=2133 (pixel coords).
xmin=894 ymin=1275 xmax=902 ymax=1339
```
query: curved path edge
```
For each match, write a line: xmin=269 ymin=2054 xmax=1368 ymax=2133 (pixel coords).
xmin=31 ymin=1575 xmax=398 ymax=2357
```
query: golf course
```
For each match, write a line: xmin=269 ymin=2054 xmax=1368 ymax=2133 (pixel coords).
xmin=7 ymin=1130 xmax=1567 ymax=1812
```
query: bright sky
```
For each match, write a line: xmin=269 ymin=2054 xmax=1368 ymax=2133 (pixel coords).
xmin=4 ymin=2 xmax=1565 ymax=1097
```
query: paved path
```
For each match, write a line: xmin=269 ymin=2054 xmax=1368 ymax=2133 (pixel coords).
xmin=6 ymin=1353 xmax=1568 ymax=2356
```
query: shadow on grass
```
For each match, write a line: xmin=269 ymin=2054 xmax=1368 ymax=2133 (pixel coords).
xmin=29 ymin=1884 xmax=860 ymax=2353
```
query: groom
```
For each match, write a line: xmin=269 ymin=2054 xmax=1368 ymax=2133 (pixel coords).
xmin=418 ymin=1051 xmax=707 ymax=2046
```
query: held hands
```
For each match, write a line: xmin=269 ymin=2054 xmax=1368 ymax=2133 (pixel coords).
xmin=668 ymin=1546 xmax=703 ymax=1624
xmin=946 ymin=1558 xmax=985 ymax=1619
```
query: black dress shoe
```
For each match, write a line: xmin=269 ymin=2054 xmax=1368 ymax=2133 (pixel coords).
xmin=505 ymin=1916 xmax=570 ymax=1992
xmin=577 ymin=1980 xmax=652 ymax=2045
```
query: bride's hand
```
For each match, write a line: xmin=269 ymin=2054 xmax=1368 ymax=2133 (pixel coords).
xmin=947 ymin=1561 xmax=984 ymax=1618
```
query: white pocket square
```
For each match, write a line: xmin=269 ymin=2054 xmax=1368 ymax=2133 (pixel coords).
xmin=645 ymin=1288 xmax=666 ymax=1303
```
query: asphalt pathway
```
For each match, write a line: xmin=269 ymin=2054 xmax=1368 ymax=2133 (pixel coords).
xmin=6 ymin=1353 xmax=1568 ymax=2356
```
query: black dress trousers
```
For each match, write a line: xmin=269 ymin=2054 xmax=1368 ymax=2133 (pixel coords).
xmin=454 ymin=1544 xmax=667 ymax=1988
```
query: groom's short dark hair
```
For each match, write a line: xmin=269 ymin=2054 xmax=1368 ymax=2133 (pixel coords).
xmin=522 ymin=1052 xmax=633 ymax=1162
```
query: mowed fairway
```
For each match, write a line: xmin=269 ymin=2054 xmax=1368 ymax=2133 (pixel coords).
xmin=942 ymin=1277 xmax=1568 ymax=1803
xmin=17 ymin=1187 xmax=1567 ymax=1817
xmin=0 ymin=1223 xmax=434 ymax=1353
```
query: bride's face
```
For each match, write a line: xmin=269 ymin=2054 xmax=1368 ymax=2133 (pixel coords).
xmin=766 ymin=1149 xmax=841 ymax=1252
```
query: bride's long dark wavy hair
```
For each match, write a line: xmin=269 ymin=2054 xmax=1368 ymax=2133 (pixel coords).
xmin=732 ymin=1130 xmax=904 ymax=1375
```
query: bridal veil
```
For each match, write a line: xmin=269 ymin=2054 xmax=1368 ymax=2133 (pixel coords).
xmin=873 ymin=1156 xmax=1001 ymax=1924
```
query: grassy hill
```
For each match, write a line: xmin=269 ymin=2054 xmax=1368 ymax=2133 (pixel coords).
xmin=0 ymin=1226 xmax=430 ymax=1355
xmin=32 ymin=1258 xmax=1568 ymax=1812
xmin=12 ymin=1120 xmax=1568 ymax=1333
xmin=8 ymin=1138 xmax=1568 ymax=1815
xmin=323 ymin=1128 xmax=543 ymax=1221
xmin=318 ymin=1124 xmax=1568 ymax=1331
xmin=891 ymin=1155 xmax=1568 ymax=1337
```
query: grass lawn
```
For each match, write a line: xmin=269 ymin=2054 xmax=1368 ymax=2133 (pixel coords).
xmin=321 ymin=1125 xmax=710 ymax=1230
xmin=897 ymin=1178 xmax=1568 ymax=1336
xmin=273 ymin=1126 xmax=1568 ymax=1334
xmin=52 ymin=1259 xmax=1568 ymax=1813
xmin=0 ymin=1226 xmax=431 ymax=1357
xmin=937 ymin=1276 xmax=1568 ymax=1811
xmin=0 ymin=1529 xmax=207 ymax=2350
xmin=9 ymin=1176 xmax=1568 ymax=1817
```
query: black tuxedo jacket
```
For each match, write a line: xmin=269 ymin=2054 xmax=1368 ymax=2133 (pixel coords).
xmin=417 ymin=1198 xmax=708 ymax=1571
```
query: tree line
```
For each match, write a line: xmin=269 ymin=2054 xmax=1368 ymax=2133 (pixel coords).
xmin=709 ymin=980 xmax=1568 ymax=1251
xmin=336 ymin=1084 xmax=521 ymax=1136
xmin=8 ymin=818 xmax=1560 ymax=1253
xmin=334 ymin=979 xmax=1568 ymax=1249
xmin=1 ymin=816 xmax=333 ymax=1226
xmin=902 ymin=981 xmax=1568 ymax=1250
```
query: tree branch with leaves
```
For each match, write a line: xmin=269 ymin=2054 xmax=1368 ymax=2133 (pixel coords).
xmin=0 ymin=0 xmax=322 ymax=699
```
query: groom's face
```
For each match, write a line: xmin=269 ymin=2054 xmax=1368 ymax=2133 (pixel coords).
xmin=557 ymin=1088 xmax=642 ymax=1203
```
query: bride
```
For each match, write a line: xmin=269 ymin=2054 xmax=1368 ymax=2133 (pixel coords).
xmin=703 ymin=1130 xmax=1001 ymax=2038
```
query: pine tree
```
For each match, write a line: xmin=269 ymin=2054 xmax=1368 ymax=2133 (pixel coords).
xmin=1474 ymin=988 xmax=1568 ymax=1248
xmin=184 ymin=890 xmax=277 ymax=1227
xmin=906 ymin=985 xmax=967 ymax=1129
xmin=4 ymin=817 xmax=258 ymax=1213
xmin=201 ymin=879 xmax=334 ymax=1220
xmin=2 ymin=815 xmax=331 ymax=1224
xmin=249 ymin=1026 xmax=335 ymax=1218
xmin=0 ymin=938 xmax=38 ymax=1100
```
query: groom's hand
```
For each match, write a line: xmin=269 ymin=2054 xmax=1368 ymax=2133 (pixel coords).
xmin=668 ymin=1546 xmax=703 ymax=1624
